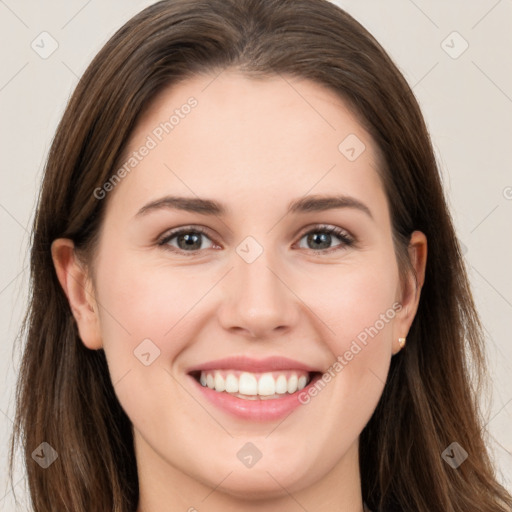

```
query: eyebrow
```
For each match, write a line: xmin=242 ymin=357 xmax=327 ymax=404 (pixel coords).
xmin=135 ymin=194 xmax=373 ymax=220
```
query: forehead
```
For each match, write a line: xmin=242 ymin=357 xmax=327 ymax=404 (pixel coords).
xmin=105 ymin=70 xmax=386 ymax=219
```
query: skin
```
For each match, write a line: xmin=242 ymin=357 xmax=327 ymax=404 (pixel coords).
xmin=52 ymin=71 xmax=427 ymax=512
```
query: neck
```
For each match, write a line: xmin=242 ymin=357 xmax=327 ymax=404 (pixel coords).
xmin=135 ymin=433 xmax=365 ymax=512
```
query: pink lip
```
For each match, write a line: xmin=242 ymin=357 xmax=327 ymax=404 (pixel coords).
xmin=186 ymin=355 xmax=321 ymax=373
xmin=188 ymin=372 xmax=322 ymax=422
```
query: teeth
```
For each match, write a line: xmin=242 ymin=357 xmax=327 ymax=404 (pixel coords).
xmin=225 ymin=374 xmax=239 ymax=393
xmin=197 ymin=370 xmax=312 ymax=397
xmin=239 ymin=373 xmax=258 ymax=395
xmin=214 ymin=372 xmax=225 ymax=392
xmin=287 ymin=374 xmax=298 ymax=394
xmin=258 ymin=373 xmax=275 ymax=396
xmin=275 ymin=375 xmax=288 ymax=394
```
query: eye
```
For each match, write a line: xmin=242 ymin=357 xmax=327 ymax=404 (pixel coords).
xmin=158 ymin=226 xmax=215 ymax=254
xmin=296 ymin=224 xmax=354 ymax=253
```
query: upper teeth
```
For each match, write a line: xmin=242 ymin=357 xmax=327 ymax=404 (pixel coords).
xmin=199 ymin=370 xmax=310 ymax=396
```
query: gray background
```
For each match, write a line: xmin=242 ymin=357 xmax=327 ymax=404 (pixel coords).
xmin=1 ymin=0 xmax=511 ymax=508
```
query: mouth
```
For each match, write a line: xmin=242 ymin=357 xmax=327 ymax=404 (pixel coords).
xmin=185 ymin=355 xmax=324 ymax=421
xmin=188 ymin=369 xmax=323 ymax=401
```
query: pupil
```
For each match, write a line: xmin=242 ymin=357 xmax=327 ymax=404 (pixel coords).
xmin=309 ymin=232 xmax=330 ymax=249
xmin=179 ymin=233 xmax=201 ymax=250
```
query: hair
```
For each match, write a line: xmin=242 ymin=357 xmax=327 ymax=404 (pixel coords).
xmin=9 ymin=0 xmax=512 ymax=511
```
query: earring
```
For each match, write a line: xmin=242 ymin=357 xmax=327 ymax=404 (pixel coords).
xmin=398 ymin=337 xmax=406 ymax=349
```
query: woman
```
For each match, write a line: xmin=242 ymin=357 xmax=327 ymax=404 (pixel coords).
xmin=9 ymin=0 xmax=512 ymax=510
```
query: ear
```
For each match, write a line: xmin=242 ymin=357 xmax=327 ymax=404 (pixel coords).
xmin=51 ymin=238 xmax=103 ymax=350
xmin=392 ymin=230 xmax=427 ymax=355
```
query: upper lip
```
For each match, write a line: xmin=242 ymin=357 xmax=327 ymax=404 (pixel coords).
xmin=187 ymin=355 xmax=321 ymax=374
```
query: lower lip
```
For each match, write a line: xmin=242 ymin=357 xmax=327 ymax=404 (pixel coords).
xmin=189 ymin=373 xmax=322 ymax=422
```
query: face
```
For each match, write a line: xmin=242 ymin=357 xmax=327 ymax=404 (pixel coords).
xmin=54 ymin=71 xmax=425 ymax=508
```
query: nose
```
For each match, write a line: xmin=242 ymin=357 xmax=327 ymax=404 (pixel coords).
xmin=217 ymin=250 xmax=300 ymax=339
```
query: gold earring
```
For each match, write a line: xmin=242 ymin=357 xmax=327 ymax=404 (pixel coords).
xmin=398 ymin=337 xmax=406 ymax=349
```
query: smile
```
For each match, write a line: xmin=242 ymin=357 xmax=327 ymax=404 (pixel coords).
xmin=194 ymin=369 xmax=313 ymax=400
xmin=187 ymin=355 xmax=324 ymax=420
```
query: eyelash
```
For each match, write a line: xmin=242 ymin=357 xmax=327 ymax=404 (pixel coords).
xmin=157 ymin=224 xmax=355 ymax=256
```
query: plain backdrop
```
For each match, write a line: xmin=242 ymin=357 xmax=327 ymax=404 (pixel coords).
xmin=1 ymin=0 xmax=511 ymax=508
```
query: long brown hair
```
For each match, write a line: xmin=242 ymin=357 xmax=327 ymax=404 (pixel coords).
xmin=9 ymin=0 xmax=512 ymax=510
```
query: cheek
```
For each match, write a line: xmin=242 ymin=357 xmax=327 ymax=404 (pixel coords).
xmin=91 ymin=253 xmax=207 ymax=430
xmin=300 ymin=253 xmax=399 ymax=354
xmin=94 ymin=255 xmax=205 ymax=355
xmin=293 ymin=250 xmax=399 ymax=421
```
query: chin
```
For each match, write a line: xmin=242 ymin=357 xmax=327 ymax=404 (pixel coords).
xmin=198 ymin=461 xmax=315 ymax=500
xmin=213 ymin=476 xmax=299 ymax=500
